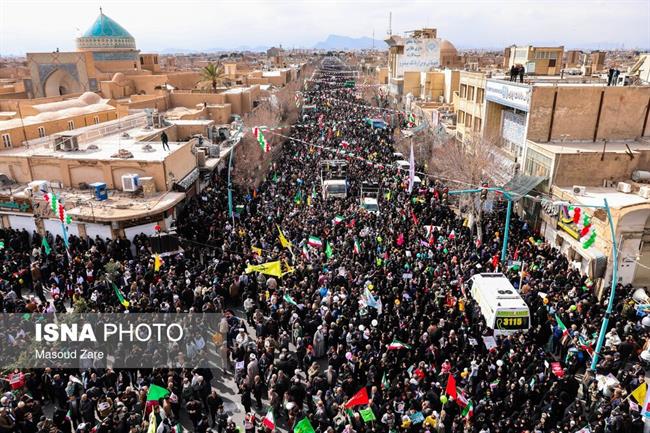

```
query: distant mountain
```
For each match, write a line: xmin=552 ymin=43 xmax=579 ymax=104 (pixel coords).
xmin=158 ymin=45 xmax=270 ymax=54
xmin=313 ymin=34 xmax=384 ymax=50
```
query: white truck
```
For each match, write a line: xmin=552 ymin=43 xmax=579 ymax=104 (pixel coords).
xmin=320 ymin=160 xmax=348 ymax=199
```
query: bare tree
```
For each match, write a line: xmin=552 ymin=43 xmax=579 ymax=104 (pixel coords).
xmin=430 ymin=133 xmax=510 ymax=239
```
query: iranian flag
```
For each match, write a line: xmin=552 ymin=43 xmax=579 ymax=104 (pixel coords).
xmin=460 ymin=400 xmax=474 ymax=419
xmin=262 ymin=409 xmax=275 ymax=431
xmin=353 ymin=238 xmax=361 ymax=254
xmin=387 ymin=340 xmax=411 ymax=350
xmin=332 ymin=215 xmax=345 ymax=225
xmin=253 ymin=127 xmax=270 ymax=153
xmin=301 ymin=244 xmax=310 ymax=261
xmin=555 ymin=314 xmax=569 ymax=338
xmin=308 ymin=236 xmax=323 ymax=248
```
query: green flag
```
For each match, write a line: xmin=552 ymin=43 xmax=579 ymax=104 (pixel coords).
xmin=112 ymin=282 xmax=130 ymax=308
xmin=294 ymin=417 xmax=315 ymax=433
xmin=41 ymin=237 xmax=51 ymax=255
xmin=360 ymin=408 xmax=376 ymax=422
xmin=325 ymin=241 xmax=333 ymax=259
xmin=381 ymin=372 xmax=390 ymax=389
xmin=146 ymin=384 xmax=170 ymax=401
xmin=0 ymin=241 xmax=4 ymax=249
xmin=283 ymin=293 xmax=298 ymax=307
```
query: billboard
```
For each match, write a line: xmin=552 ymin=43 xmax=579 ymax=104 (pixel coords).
xmin=397 ymin=38 xmax=440 ymax=75
xmin=486 ymin=80 xmax=532 ymax=111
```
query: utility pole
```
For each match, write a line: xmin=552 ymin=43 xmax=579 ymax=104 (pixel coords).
xmin=388 ymin=12 xmax=392 ymax=36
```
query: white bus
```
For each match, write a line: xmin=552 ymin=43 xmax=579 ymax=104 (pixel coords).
xmin=468 ymin=273 xmax=530 ymax=335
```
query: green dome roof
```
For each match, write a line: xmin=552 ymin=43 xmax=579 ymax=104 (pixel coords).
xmin=82 ymin=12 xmax=133 ymax=38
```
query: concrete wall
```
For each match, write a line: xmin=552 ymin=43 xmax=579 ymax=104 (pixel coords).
xmin=165 ymin=72 xmax=201 ymax=90
xmin=164 ymin=139 xmax=197 ymax=188
xmin=403 ymin=72 xmax=421 ymax=97
xmin=553 ymin=151 xmax=650 ymax=186
xmin=528 ymin=85 xmax=650 ymax=143
xmin=170 ymin=92 xmax=226 ymax=107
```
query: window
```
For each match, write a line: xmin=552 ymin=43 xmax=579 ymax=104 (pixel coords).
xmin=477 ymin=88 xmax=485 ymax=103
xmin=457 ymin=111 xmax=465 ymax=124
xmin=1 ymin=134 xmax=11 ymax=148
xmin=474 ymin=118 xmax=482 ymax=132
xmin=37 ymin=127 xmax=46 ymax=138
xmin=93 ymin=116 xmax=100 ymax=125
xmin=524 ymin=148 xmax=552 ymax=178
xmin=466 ymin=115 xmax=473 ymax=128
xmin=549 ymin=59 xmax=557 ymax=67
xmin=67 ymin=120 xmax=75 ymax=130
xmin=467 ymin=86 xmax=475 ymax=101
xmin=460 ymin=84 xmax=467 ymax=99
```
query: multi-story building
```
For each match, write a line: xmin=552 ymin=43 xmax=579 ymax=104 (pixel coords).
xmin=454 ymin=71 xmax=486 ymax=142
xmin=564 ymin=50 xmax=583 ymax=68
xmin=505 ymin=45 xmax=564 ymax=75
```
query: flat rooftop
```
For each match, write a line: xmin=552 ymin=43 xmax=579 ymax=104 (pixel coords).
xmin=2 ymin=121 xmax=187 ymax=162
xmin=554 ymin=185 xmax=649 ymax=210
xmin=531 ymin=139 xmax=650 ymax=155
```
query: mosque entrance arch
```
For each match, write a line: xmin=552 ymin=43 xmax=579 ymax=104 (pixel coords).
xmin=43 ymin=68 xmax=82 ymax=97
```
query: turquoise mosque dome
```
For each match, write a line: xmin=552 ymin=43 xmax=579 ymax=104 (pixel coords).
xmin=77 ymin=10 xmax=136 ymax=50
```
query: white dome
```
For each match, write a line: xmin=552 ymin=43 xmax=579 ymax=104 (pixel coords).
xmin=79 ymin=91 xmax=102 ymax=105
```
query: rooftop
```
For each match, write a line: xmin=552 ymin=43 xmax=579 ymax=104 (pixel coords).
xmin=531 ymin=139 xmax=650 ymax=155
xmin=82 ymin=11 xmax=133 ymax=39
xmin=555 ymin=185 xmax=650 ymax=210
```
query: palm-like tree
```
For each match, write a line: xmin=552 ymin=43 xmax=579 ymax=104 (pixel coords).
xmin=200 ymin=63 xmax=227 ymax=92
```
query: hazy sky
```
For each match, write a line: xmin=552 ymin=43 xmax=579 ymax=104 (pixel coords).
xmin=0 ymin=0 xmax=648 ymax=55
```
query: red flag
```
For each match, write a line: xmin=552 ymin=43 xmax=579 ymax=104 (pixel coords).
xmin=411 ymin=209 xmax=418 ymax=225
xmin=397 ymin=233 xmax=404 ymax=246
xmin=491 ymin=255 xmax=499 ymax=270
xmin=344 ymin=387 xmax=369 ymax=408
xmin=513 ymin=247 xmax=519 ymax=260
xmin=445 ymin=374 xmax=458 ymax=400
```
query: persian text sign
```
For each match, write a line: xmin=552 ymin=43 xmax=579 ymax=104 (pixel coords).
xmin=397 ymin=38 xmax=440 ymax=75
xmin=485 ymin=80 xmax=531 ymax=111
xmin=0 ymin=313 xmax=223 ymax=369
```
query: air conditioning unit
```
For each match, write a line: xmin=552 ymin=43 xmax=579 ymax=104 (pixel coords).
xmin=639 ymin=185 xmax=650 ymax=199
xmin=54 ymin=135 xmax=79 ymax=151
xmin=572 ymin=185 xmax=587 ymax=196
xmin=121 ymin=174 xmax=140 ymax=192
xmin=28 ymin=180 xmax=49 ymax=194
xmin=617 ymin=182 xmax=632 ymax=193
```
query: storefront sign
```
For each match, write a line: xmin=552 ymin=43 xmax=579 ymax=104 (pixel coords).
xmin=486 ymin=80 xmax=531 ymax=111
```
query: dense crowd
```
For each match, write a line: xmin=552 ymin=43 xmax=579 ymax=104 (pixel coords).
xmin=0 ymin=58 xmax=648 ymax=433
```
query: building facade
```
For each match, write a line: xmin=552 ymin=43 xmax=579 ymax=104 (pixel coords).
xmin=506 ymin=45 xmax=565 ymax=75
xmin=455 ymin=71 xmax=487 ymax=142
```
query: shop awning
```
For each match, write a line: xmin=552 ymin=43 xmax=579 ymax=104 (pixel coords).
xmin=501 ymin=174 xmax=546 ymax=201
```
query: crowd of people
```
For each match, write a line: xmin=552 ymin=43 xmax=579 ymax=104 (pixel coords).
xmin=0 ymin=57 xmax=648 ymax=433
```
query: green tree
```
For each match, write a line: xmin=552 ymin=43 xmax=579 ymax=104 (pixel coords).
xmin=200 ymin=63 xmax=227 ymax=92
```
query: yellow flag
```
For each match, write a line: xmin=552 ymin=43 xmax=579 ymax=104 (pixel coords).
xmin=147 ymin=411 xmax=157 ymax=433
xmin=252 ymin=246 xmax=262 ymax=256
xmin=282 ymin=263 xmax=296 ymax=276
xmin=154 ymin=254 xmax=162 ymax=272
xmin=307 ymin=195 xmax=312 ymax=206
xmin=277 ymin=225 xmax=292 ymax=249
xmin=631 ymin=382 xmax=647 ymax=404
xmin=245 ymin=260 xmax=283 ymax=278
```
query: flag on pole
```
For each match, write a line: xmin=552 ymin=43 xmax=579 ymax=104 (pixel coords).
xmin=325 ymin=241 xmax=333 ymax=259
xmin=301 ymin=244 xmax=310 ymax=261
xmin=308 ymin=236 xmax=323 ymax=248
xmin=381 ymin=372 xmax=390 ymax=389
xmin=387 ymin=340 xmax=411 ymax=350
xmin=445 ymin=374 xmax=458 ymax=400
xmin=253 ymin=127 xmax=270 ymax=153
xmin=407 ymin=141 xmax=415 ymax=194
xmin=460 ymin=400 xmax=474 ymax=419
xmin=277 ymin=225 xmax=292 ymax=249
xmin=111 ymin=282 xmax=130 ymax=308
xmin=262 ymin=409 xmax=275 ymax=431
xmin=411 ymin=209 xmax=418 ymax=225
xmin=154 ymin=254 xmax=163 ymax=272
xmin=332 ymin=215 xmax=345 ymax=225
xmin=41 ymin=237 xmax=51 ymax=255
xmin=448 ymin=230 xmax=456 ymax=240
xmin=631 ymin=382 xmax=648 ymax=404
xmin=353 ymin=238 xmax=361 ymax=254
xmin=555 ymin=314 xmax=569 ymax=337
xmin=245 ymin=261 xmax=285 ymax=278
xmin=146 ymin=384 xmax=170 ymax=401
xmin=344 ymin=387 xmax=369 ymax=408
